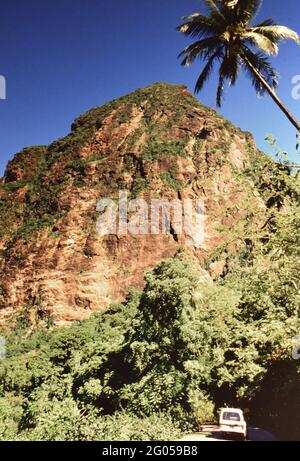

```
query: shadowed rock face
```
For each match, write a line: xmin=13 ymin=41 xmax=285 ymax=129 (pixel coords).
xmin=0 ymin=83 xmax=274 ymax=326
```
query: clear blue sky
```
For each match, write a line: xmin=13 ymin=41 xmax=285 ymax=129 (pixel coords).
xmin=1 ymin=0 xmax=300 ymax=176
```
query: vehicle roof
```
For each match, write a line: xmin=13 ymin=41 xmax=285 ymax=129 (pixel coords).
xmin=220 ymin=408 xmax=244 ymax=413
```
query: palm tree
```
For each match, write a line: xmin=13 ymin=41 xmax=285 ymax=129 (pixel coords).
xmin=178 ymin=0 xmax=300 ymax=131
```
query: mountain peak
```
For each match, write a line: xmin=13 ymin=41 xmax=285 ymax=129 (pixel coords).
xmin=0 ymin=83 xmax=290 ymax=326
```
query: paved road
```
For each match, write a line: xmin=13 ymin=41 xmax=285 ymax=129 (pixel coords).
xmin=179 ymin=426 xmax=277 ymax=442
xmin=247 ymin=427 xmax=277 ymax=441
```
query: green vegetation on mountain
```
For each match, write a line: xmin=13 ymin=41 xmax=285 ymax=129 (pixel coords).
xmin=1 ymin=190 xmax=299 ymax=440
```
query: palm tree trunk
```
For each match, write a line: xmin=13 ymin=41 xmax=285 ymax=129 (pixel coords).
xmin=244 ymin=57 xmax=300 ymax=132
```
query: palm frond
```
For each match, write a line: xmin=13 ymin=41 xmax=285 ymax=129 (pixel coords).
xmin=253 ymin=18 xmax=275 ymax=27
xmin=242 ymin=47 xmax=279 ymax=94
xmin=234 ymin=0 xmax=263 ymax=21
xmin=243 ymin=31 xmax=279 ymax=55
xmin=178 ymin=37 xmax=222 ymax=66
xmin=203 ymin=0 xmax=226 ymax=20
xmin=177 ymin=13 xmax=221 ymax=39
xmin=194 ymin=48 xmax=224 ymax=94
xmin=221 ymin=0 xmax=262 ymax=23
xmin=251 ymin=25 xmax=300 ymax=45
xmin=216 ymin=51 xmax=240 ymax=105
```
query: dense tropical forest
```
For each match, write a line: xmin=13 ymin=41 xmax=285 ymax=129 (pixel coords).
xmin=1 ymin=179 xmax=299 ymax=440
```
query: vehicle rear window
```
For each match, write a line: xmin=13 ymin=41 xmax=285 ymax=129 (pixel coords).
xmin=222 ymin=412 xmax=241 ymax=421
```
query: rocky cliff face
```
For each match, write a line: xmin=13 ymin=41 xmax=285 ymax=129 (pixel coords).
xmin=0 ymin=83 xmax=284 ymax=326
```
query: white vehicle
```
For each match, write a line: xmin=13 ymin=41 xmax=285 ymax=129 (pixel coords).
xmin=219 ymin=408 xmax=247 ymax=439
